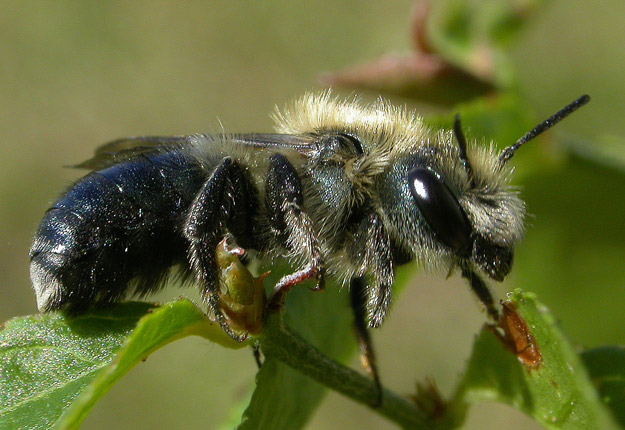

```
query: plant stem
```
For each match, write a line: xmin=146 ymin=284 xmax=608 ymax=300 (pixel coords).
xmin=259 ymin=311 xmax=434 ymax=430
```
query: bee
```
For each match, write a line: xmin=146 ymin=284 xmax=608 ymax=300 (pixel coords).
xmin=30 ymin=92 xmax=589 ymax=347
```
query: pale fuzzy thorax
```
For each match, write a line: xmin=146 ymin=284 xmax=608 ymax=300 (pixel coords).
xmin=273 ymin=92 xmax=430 ymax=174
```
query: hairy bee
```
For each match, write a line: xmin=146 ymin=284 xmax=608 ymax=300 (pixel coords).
xmin=30 ymin=92 xmax=589 ymax=343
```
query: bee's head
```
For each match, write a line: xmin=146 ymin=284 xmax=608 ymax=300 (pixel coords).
xmin=382 ymin=95 xmax=590 ymax=281
xmin=404 ymin=162 xmax=518 ymax=281
xmin=381 ymin=138 xmax=523 ymax=281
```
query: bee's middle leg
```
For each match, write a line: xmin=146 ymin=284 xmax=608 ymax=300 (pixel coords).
xmin=350 ymin=276 xmax=383 ymax=406
xmin=266 ymin=153 xmax=325 ymax=306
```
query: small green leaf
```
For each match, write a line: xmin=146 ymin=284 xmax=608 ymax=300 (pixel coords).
xmin=450 ymin=290 xmax=619 ymax=430
xmin=0 ymin=300 xmax=244 ymax=430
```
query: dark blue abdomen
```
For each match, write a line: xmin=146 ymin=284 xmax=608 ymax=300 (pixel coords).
xmin=30 ymin=150 xmax=207 ymax=311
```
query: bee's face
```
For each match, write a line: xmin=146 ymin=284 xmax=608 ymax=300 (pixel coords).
xmin=379 ymin=144 xmax=524 ymax=281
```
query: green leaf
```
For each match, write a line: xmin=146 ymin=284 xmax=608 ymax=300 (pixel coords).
xmin=238 ymin=358 xmax=325 ymax=430
xmin=0 ymin=302 xmax=152 ymax=430
xmin=236 ymin=264 xmax=357 ymax=430
xmin=449 ymin=290 xmax=620 ymax=430
xmin=0 ymin=300 xmax=243 ymax=430
xmin=581 ymin=346 xmax=625 ymax=427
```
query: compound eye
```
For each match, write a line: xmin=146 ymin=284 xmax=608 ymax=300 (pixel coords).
xmin=408 ymin=167 xmax=472 ymax=254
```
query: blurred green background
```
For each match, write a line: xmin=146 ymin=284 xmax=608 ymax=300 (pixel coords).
xmin=1 ymin=1 xmax=624 ymax=429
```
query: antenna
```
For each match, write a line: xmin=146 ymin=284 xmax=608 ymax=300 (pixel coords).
xmin=453 ymin=114 xmax=473 ymax=181
xmin=498 ymin=94 xmax=590 ymax=166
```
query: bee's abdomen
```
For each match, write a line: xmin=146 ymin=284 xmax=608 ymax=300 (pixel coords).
xmin=30 ymin=151 xmax=206 ymax=311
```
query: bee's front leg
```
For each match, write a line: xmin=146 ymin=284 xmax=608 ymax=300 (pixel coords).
xmin=461 ymin=268 xmax=499 ymax=320
xmin=266 ymin=154 xmax=325 ymax=306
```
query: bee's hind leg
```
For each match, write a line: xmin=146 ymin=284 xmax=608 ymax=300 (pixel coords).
xmin=184 ymin=157 xmax=258 ymax=341
xmin=265 ymin=153 xmax=325 ymax=308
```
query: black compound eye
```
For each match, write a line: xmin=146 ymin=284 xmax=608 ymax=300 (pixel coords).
xmin=408 ymin=167 xmax=472 ymax=254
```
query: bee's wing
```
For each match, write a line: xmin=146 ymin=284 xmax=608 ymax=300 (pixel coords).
xmin=72 ymin=135 xmax=195 ymax=170
xmin=229 ymin=133 xmax=319 ymax=155
xmin=73 ymin=133 xmax=318 ymax=170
